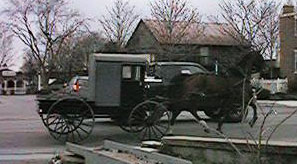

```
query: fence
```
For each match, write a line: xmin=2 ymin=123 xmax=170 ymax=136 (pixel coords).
xmin=0 ymin=88 xmax=27 ymax=95
xmin=251 ymin=78 xmax=288 ymax=94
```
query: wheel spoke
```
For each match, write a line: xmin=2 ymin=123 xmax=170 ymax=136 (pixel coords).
xmin=141 ymin=127 xmax=148 ymax=140
xmin=69 ymin=125 xmax=75 ymax=142
xmin=48 ymin=116 xmax=60 ymax=126
xmin=53 ymin=118 xmax=63 ymax=132
xmin=81 ymin=122 xmax=93 ymax=127
xmin=155 ymin=122 xmax=169 ymax=129
xmin=54 ymin=120 xmax=66 ymax=132
xmin=148 ymin=126 xmax=151 ymax=140
xmin=75 ymin=128 xmax=83 ymax=141
xmin=151 ymin=126 xmax=159 ymax=139
xmin=153 ymin=125 xmax=165 ymax=136
xmin=78 ymin=126 xmax=90 ymax=134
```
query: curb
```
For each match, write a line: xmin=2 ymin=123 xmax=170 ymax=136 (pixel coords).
xmin=103 ymin=140 xmax=192 ymax=164
xmin=66 ymin=140 xmax=192 ymax=164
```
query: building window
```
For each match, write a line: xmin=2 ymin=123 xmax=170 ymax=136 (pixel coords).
xmin=200 ymin=47 xmax=209 ymax=65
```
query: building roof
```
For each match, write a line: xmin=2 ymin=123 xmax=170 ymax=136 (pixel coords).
xmin=142 ymin=19 xmax=243 ymax=46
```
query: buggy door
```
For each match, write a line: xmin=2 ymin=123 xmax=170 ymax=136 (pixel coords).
xmin=95 ymin=62 xmax=121 ymax=106
xmin=121 ymin=65 xmax=145 ymax=107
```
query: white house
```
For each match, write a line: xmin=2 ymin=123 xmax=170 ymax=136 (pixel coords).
xmin=0 ymin=66 xmax=28 ymax=95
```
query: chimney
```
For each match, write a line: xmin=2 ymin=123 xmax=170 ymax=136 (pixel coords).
xmin=283 ymin=5 xmax=295 ymax=14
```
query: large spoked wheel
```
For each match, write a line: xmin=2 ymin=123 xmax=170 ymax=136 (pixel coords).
xmin=45 ymin=97 xmax=95 ymax=143
xmin=128 ymin=100 xmax=170 ymax=141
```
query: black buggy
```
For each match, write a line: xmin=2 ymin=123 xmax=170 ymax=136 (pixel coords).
xmin=36 ymin=54 xmax=171 ymax=142
xmin=37 ymin=53 xmax=259 ymax=143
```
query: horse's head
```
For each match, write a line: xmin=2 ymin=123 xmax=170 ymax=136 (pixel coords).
xmin=225 ymin=51 xmax=264 ymax=79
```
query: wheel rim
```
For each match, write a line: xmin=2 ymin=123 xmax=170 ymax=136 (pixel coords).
xmin=129 ymin=101 xmax=170 ymax=141
xmin=116 ymin=112 xmax=138 ymax=133
xmin=46 ymin=97 xmax=95 ymax=143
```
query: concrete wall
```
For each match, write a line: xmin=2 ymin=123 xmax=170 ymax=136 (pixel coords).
xmin=161 ymin=136 xmax=297 ymax=164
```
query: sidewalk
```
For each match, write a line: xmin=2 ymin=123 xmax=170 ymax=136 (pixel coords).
xmin=258 ymin=100 xmax=297 ymax=108
xmin=0 ymin=147 xmax=64 ymax=163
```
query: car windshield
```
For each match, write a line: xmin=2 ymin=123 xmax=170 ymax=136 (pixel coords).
xmin=155 ymin=65 xmax=206 ymax=84
xmin=68 ymin=77 xmax=77 ymax=86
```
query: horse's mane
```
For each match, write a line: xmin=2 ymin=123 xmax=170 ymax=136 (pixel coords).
xmin=221 ymin=51 xmax=264 ymax=78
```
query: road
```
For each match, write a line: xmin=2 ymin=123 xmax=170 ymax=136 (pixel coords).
xmin=1 ymin=95 xmax=297 ymax=163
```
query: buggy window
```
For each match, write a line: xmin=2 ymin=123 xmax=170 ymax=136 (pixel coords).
xmin=122 ymin=65 xmax=141 ymax=81
xmin=122 ymin=66 xmax=132 ymax=79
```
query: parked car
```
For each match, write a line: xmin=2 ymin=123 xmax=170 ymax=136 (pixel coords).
xmin=145 ymin=62 xmax=210 ymax=98
xmin=67 ymin=76 xmax=89 ymax=96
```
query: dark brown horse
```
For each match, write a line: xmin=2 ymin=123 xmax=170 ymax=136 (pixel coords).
xmin=166 ymin=52 xmax=263 ymax=133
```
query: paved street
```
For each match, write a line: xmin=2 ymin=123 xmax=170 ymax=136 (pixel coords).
xmin=1 ymin=96 xmax=297 ymax=163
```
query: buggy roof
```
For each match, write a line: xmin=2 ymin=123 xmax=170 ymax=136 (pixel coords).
xmin=93 ymin=53 xmax=148 ymax=63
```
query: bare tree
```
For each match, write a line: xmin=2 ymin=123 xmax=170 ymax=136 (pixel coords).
xmin=149 ymin=0 xmax=202 ymax=60
xmin=3 ymin=0 xmax=87 ymax=89
xmin=99 ymin=0 xmax=139 ymax=51
xmin=56 ymin=31 xmax=105 ymax=81
xmin=0 ymin=24 xmax=14 ymax=68
xmin=21 ymin=51 xmax=39 ymax=91
xmin=219 ymin=0 xmax=281 ymax=78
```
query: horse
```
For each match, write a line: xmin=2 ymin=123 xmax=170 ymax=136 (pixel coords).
xmin=166 ymin=52 xmax=263 ymax=133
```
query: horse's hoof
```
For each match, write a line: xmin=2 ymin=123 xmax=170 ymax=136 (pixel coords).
xmin=204 ymin=128 xmax=210 ymax=133
xmin=249 ymin=117 xmax=258 ymax=127
xmin=216 ymin=128 xmax=223 ymax=134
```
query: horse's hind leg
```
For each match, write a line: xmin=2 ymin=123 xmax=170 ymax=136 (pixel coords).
xmin=167 ymin=110 xmax=181 ymax=135
xmin=190 ymin=110 xmax=210 ymax=133
xmin=249 ymin=103 xmax=258 ymax=127
xmin=216 ymin=113 xmax=227 ymax=133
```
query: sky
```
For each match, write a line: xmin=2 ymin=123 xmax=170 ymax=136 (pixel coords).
xmin=0 ymin=0 xmax=223 ymax=71
xmin=0 ymin=0 xmax=288 ymax=71
xmin=70 ymin=0 xmax=222 ymax=21
xmin=68 ymin=0 xmax=223 ymax=33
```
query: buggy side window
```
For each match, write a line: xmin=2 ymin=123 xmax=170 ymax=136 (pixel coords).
xmin=122 ymin=65 xmax=142 ymax=81
xmin=122 ymin=66 xmax=132 ymax=79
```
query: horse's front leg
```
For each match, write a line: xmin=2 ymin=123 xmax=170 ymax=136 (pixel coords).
xmin=217 ymin=115 xmax=225 ymax=133
xmin=249 ymin=102 xmax=258 ymax=127
xmin=190 ymin=110 xmax=210 ymax=133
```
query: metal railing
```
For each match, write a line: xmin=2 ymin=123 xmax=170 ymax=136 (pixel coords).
xmin=251 ymin=78 xmax=288 ymax=94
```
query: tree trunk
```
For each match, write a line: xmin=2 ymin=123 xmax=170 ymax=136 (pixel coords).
xmin=41 ymin=68 xmax=49 ymax=91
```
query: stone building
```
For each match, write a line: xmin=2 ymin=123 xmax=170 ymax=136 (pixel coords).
xmin=126 ymin=19 xmax=251 ymax=72
xmin=0 ymin=66 xmax=28 ymax=95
